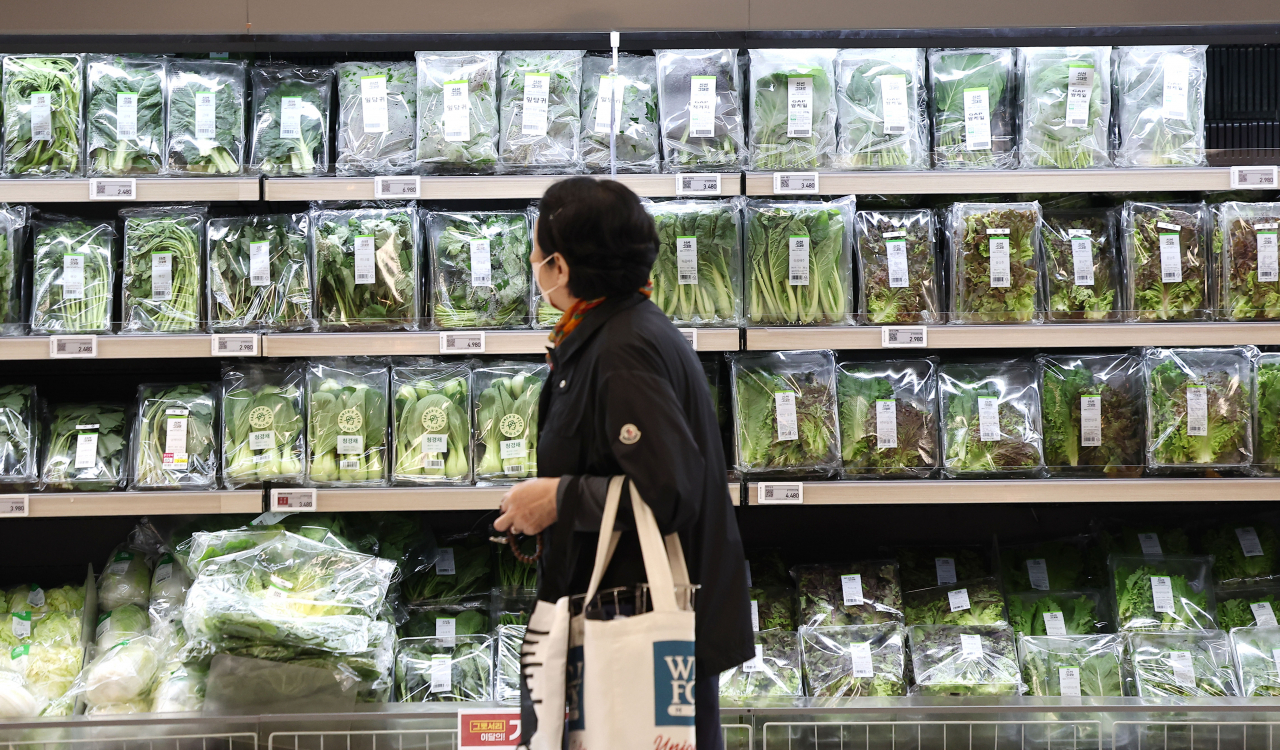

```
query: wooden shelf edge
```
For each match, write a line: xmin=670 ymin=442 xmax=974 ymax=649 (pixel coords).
xmin=747 ymin=478 xmax=1280 ymax=505
xmin=264 ymin=173 xmax=743 ymax=201
xmin=743 ymin=168 xmax=1237 ymax=196
xmin=745 ymin=323 xmax=1280 ymax=351
xmin=314 ymin=486 xmax=508 ymax=512
xmin=22 ymin=491 xmax=261 ymax=518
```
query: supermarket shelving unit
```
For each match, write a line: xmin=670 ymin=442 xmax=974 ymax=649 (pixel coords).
xmin=744 ymin=322 xmax=1280 ymax=350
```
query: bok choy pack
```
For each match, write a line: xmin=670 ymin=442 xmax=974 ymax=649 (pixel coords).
xmin=130 ymin=382 xmax=218 ymax=490
xmin=745 ymin=198 xmax=854 ymax=325
xmin=473 ymin=362 xmax=546 ymax=484
xmin=222 ymin=362 xmax=305 ymax=489
xmin=729 ymin=349 xmax=840 ymax=476
xmin=392 ymin=360 xmax=472 ymax=485
xmin=306 ymin=358 xmax=390 ymax=487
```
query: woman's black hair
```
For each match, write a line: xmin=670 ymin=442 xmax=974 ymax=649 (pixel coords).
xmin=537 ymin=177 xmax=658 ymax=300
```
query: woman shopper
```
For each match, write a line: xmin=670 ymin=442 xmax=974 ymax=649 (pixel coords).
xmin=494 ymin=177 xmax=752 ymax=749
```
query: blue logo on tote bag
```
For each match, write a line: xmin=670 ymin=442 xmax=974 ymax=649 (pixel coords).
xmin=652 ymin=641 xmax=696 ymax=726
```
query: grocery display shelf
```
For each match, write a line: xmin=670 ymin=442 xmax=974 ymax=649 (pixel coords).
xmin=16 ymin=490 xmax=262 ymax=518
xmin=0 ymin=334 xmax=254 ymax=360
xmin=746 ymin=478 xmax=1280 ymax=505
xmin=744 ymin=167 xmax=1247 ymax=196
xmin=261 ymin=327 xmax=739 ymax=356
xmin=263 ymin=173 xmax=743 ymax=201
xmin=0 ymin=177 xmax=260 ymax=203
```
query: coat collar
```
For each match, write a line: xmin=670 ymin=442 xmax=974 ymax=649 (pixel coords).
xmin=550 ymin=292 xmax=648 ymax=367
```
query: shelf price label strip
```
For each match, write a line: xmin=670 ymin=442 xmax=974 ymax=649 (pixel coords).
xmin=88 ymin=178 xmax=137 ymax=201
xmin=374 ymin=176 xmax=422 ymax=199
xmin=49 ymin=335 xmax=97 ymax=359
xmin=440 ymin=331 xmax=486 ymax=354
xmin=882 ymin=326 xmax=928 ymax=348
xmin=271 ymin=488 xmax=316 ymax=513
xmin=0 ymin=495 xmax=28 ymax=518
xmin=212 ymin=333 xmax=261 ymax=357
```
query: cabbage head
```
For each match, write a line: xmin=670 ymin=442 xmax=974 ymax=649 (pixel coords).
xmin=83 ymin=637 xmax=161 ymax=708
xmin=98 ymin=549 xmax=152 ymax=611
xmin=0 ymin=671 xmax=39 ymax=717
xmin=96 ymin=604 xmax=150 ymax=648
xmin=23 ymin=644 xmax=82 ymax=700
xmin=33 ymin=611 xmax=81 ymax=647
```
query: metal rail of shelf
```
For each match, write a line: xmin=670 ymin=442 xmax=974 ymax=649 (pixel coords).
xmin=747 ymin=478 xmax=1280 ymax=505
xmin=743 ymin=168 xmax=1244 ymax=196
xmin=263 ymin=173 xmax=743 ymax=201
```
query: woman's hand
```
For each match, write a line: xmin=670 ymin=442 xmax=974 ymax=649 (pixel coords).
xmin=494 ymin=477 xmax=560 ymax=536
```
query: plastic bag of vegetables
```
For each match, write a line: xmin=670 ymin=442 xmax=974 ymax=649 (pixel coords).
xmin=6 ymin=585 xmax=83 ymax=615
xmin=939 ymin=360 xmax=1045 ymax=478
xmin=792 ymin=561 xmax=903 ymax=628
xmin=392 ymin=360 xmax=472 ymax=485
xmin=833 ymin=48 xmax=928 ymax=170
xmin=1217 ymin=583 xmax=1280 ymax=630
xmin=800 ymin=623 xmax=905 ymax=697
xmin=402 ymin=598 xmax=490 ymax=639
xmin=336 ymin=61 xmax=417 ymax=176
xmin=1200 ymin=520 xmax=1280 ymax=586
xmin=645 ymin=198 xmax=743 ymax=327
xmin=1018 ymin=634 xmax=1124 ymax=696
xmin=0 ymin=385 xmax=38 ymax=490
xmin=98 ymin=546 xmax=152 ymax=613
xmin=427 ymin=209 xmax=531 ymax=329
xmin=95 ymin=604 xmax=150 ymax=648
xmin=904 ymin=578 xmax=1008 ymax=626
xmin=1000 ymin=536 xmax=1095 ymax=591
xmin=130 ymin=382 xmax=218 ymax=490
xmin=1007 ymin=590 xmax=1107 ymax=636
xmin=1122 ymin=201 xmax=1211 ymax=322
xmin=894 ymin=545 xmax=994 ymax=591
xmin=580 ymin=53 xmax=659 ymax=174
xmin=747 ymin=48 xmax=838 ymax=171
xmin=744 ymin=198 xmax=854 ymax=326
xmin=150 ymin=658 xmax=206 ymax=712
xmin=165 ymin=60 xmax=246 ymax=175
xmin=1229 ymin=625 xmax=1280 ymax=696
xmin=396 ymin=634 xmax=494 ymax=702
xmin=729 ymin=349 xmax=841 ymax=476
xmin=1114 ymin=46 xmax=1208 ymax=167
xmin=306 ymin=358 xmax=390 ymax=487
xmin=928 ymin=49 xmax=1017 ymax=170
xmin=249 ymin=64 xmax=332 ymax=176
xmin=0 ymin=204 xmax=28 ymax=337
xmin=0 ymin=670 xmax=42 ymax=718
xmin=837 ymin=358 xmax=938 ymax=478
xmin=1111 ymin=553 xmax=1216 ymax=631
xmin=1038 ymin=352 xmax=1145 ymax=477
xmin=2 ymin=54 xmax=84 ymax=177
xmin=1017 ymin=47 xmax=1112 ymax=169
xmin=311 ymin=205 xmax=421 ymax=331
xmin=208 ymin=213 xmax=313 ymax=332
xmin=655 ymin=49 xmax=746 ymax=172
xmin=497 ymin=50 xmax=583 ymax=174
xmin=855 ymin=208 xmax=939 ymax=324
xmin=948 ymin=202 xmax=1044 ymax=324
xmin=719 ymin=629 xmax=802 ymax=700
xmin=86 ymin=55 xmax=165 ymax=176
xmin=69 ymin=635 xmax=165 ymax=714
xmin=908 ymin=624 xmax=1022 ymax=696
xmin=495 ymin=623 xmax=525 ymax=705
xmin=415 ymin=51 xmax=500 ymax=174
xmin=30 ymin=217 xmax=116 ymax=335
xmin=1131 ymin=630 xmax=1238 ymax=696
xmin=41 ymin=404 xmax=129 ymax=491
xmin=149 ymin=551 xmax=191 ymax=625
xmin=401 ymin=534 xmax=493 ymax=603
xmin=1143 ymin=346 xmax=1255 ymax=472
xmin=222 ymin=362 xmax=306 ymax=489
xmin=1042 ymin=208 xmax=1121 ymax=321
xmin=1216 ymin=201 xmax=1280 ymax=321
xmin=474 ymin=362 xmax=546 ymax=485
xmin=121 ymin=205 xmax=207 ymax=333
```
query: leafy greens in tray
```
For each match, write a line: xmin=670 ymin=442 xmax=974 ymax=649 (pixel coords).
xmin=1217 ymin=202 xmax=1280 ymax=321
xmin=1143 ymin=346 xmax=1254 ymax=470
xmin=415 ymin=51 xmax=500 ymax=174
xmin=928 ymin=49 xmax=1016 ymax=170
xmin=87 ymin=55 xmax=164 ymax=176
xmin=427 ymin=210 xmax=530 ymax=329
xmin=837 ymin=358 xmax=938 ymax=478
xmin=311 ymin=206 xmax=420 ymax=331
xmin=3 ymin=54 xmax=84 ymax=177
xmin=249 ymin=65 xmax=332 ymax=176
xmin=730 ymin=349 xmax=840 ymax=476
xmin=948 ymin=202 xmax=1043 ymax=324
xmin=855 ymin=209 xmax=938 ymax=324
xmin=1038 ymin=352 xmax=1144 ymax=476
xmin=1123 ymin=201 xmax=1211 ymax=322
xmin=939 ymin=360 xmax=1044 ymax=478
xmin=745 ymin=199 xmax=853 ymax=326
xmin=747 ymin=48 xmax=838 ymax=170
xmin=647 ymin=199 xmax=742 ymax=327
xmin=165 ymin=60 xmax=246 ymax=175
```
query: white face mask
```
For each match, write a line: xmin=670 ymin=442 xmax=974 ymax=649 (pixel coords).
xmin=533 ymin=253 xmax=564 ymax=310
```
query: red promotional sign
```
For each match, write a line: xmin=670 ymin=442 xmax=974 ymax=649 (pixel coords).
xmin=457 ymin=708 xmax=521 ymax=749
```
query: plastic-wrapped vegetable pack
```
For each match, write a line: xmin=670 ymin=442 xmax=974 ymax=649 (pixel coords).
xmin=580 ymin=53 xmax=659 ymax=174
xmin=646 ymin=198 xmax=743 ymax=327
xmin=1230 ymin=626 xmax=1280 ymax=696
xmin=747 ymin=49 xmax=837 ymax=171
xmin=837 ymin=358 xmax=938 ymax=478
xmin=719 ymin=629 xmax=802 ymax=700
xmin=1114 ymin=46 xmax=1208 ymax=167
xmin=1042 ymin=208 xmax=1120 ymax=321
xmin=208 ymin=213 xmax=312 ymax=332
xmin=908 ymin=625 xmax=1022 ymax=696
xmin=402 ymin=598 xmax=490 ymax=639
xmin=0 ymin=205 xmax=28 ymax=336
xmin=1111 ymin=553 xmax=1217 ymax=630
xmin=86 ymin=55 xmax=165 ymax=176
xmin=1143 ymin=347 xmax=1255 ymax=471
xmin=249 ymin=65 xmax=332 ymax=176
xmin=948 ymin=202 xmax=1043 ymax=324
xmin=392 ymin=360 xmax=472 ymax=485
xmin=6 ymin=583 xmax=84 ymax=615
xmin=928 ymin=49 xmax=1017 ymax=170
xmin=1019 ymin=634 xmax=1124 ymax=696
xmin=1123 ymin=201 xmax=1211 ymax=321
xmin=2 ymin=54 xmax=84 ymax=177
xmin=800 ymin=624 xmax=906 ymax=697
xmin=1000 ymin=536 xmax=1094 ymax=591
xmin=655 ymin=49 xmax=746 ymax=172
xmin=894 ymin=545 xmax=994 ymax=592
xmin=61 ymin=634 xmax=168 ymax=715
xmin=165 ymin=60 xmax=246 ymax=175
xmin=1132 ymin=630 xmax=1238 ymax=696
xmin=401 ymin=533 xmax=493 ymax=603
xmin=473 ymin=362 xmax=546 ymax=484
xmin=1217 ymin=583 xmax=1280 ymax=630
xmin=1199 ymin=520 xmax=1280 ymax=585
xmin=856 ymin=209 xmax=939 ymax=324
xmin=414 ymin=51 xmax=500 ymax=174
xmin=939 ymin=360 xmax=1045 ymax=478
xmin=1007 ymin=590 xmax=1107 ymax=636
xmin=99 ymin=545 xmax=152 ymax=612
xmin=30 ymin=217 xmax=115 ymax=335
xmin=311 ymin=205 xmax=420 ymax=331
xmin=1217 ymin=202 xmax=1280 ymax=320
xmin=222 ymin=362 xmax=305 ymax=489
xmin=745 ymin=198 xmax=854 ymax=325
xmin=306 ymin=358 xmax=389 ymax=487
xmin=904 ymin=578 xmax=1007 ymax=626
xmin=41 ymin=403 xmax=129 ymax=491
xmin=495 ymin=623 xmax=525 ymax=704
xmin=0 ymin=385 xmax=38 ymax=490
xmin=130 ymin=382 xmax=218 ymax=490
xmin=396 ymin=634 xmax=494 ymax=702
xmin=1018 ymin=47 xmax=1112 ymax=169
xmin=121 ymin=205 xmax=207 ymax=333
xmin=336 ymin=61 xmax=417 ymax=175
xmin=1258 ymin=352 xmax=1280 ymax=475
xmin=427 ymin=209 xmax=530 ymax=329
xmin=833 ymin=48 xmax=928 ymax=170
xmin=792 ymin=561 xmax=903 ymax=627
xmin=497 ymin=50 xmax=583 ymax=174
xmin=1037 ymin=352 xmax=1144 ymax=477
xmin=729 ymin=349 xmax=840 ymax=476
xmin=96 ymin=604 xmax=150 ymax=647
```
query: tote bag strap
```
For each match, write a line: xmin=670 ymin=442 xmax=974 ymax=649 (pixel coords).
xmin=628 ymin=480 xmax=691 ymax=614
xmin=581 ymin=475 xmax=627 ymax=605
xmin=664 ymin=533 xmax=691 ymax=588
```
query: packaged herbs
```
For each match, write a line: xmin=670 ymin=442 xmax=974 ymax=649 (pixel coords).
xmin=719 ymin=629 xmax=802 ymax=699
xmin=948 ymin=202 xmax=1043 ymax=324
xmin=855 ymin=209 xmax=939 ymax=324
xmin=729 ymin=349 xmax=840 ymax=476
xmin=800 ymin=624 xmax=906 ymax=697
xmin=0 ymin=386 xmax=37 ymax=490
xmin=655 ymin=49 xmax=746 ymax=172
xmin=939 ymin=360 xmax=1044 ymax=478
xmin=121 ymin=206 xmax=207 ymax=333
xmin=130 ymin=382 xmax=218 ymax=490
xmin=30 ymin=218 xmax=116 ymax=335
xmin=1038 ymin=352 xmax=1145 ymax=477
xmin=249 ymin=64 xmax=332 ymax=176
xmin=1257 ymin=352 xmax=1280 ymax=474
xmin=747 ymin=49 xmax=837 ymax=171
xmin=165 ymin=60 xmax=246 ymax=175
xmin=207 ymin=213 xmax=312 ymax=332
xmin=41 ymin=404 xmax=129 ymax=491
xmin=1019 ymin=634 xmax=1124 ymax=696
xmin=311 ymin=205 xmax=420 ymax=331
xmin=1000 ymin=537 xmax=1093 ymax=591
xmin=836 ymin=358 xmax=938 ymax=478
xmin=1229 ymin=626 xmax=1280 ymax=696
xmin=907 ymin=624 xmax=1022 ymax=696
xmin=1111 ymin=553 xmax=1216 ymax=631
xmin=2 ymin=54 xmax=84 ymax=177
xmin=580 ymin=53 xmax=659 ymax=174
xmin=928 ymin=49 xmax=1017 ymax=170
xmin=1143 ymin=347 xmax=1255 ymax=471
xmin=1123 ymin=201 xmax=1211 ymax=321
xmin=1131 ymin=630 xmax=1237 ymax=697
xmin=86 ymin=55 xmax=165 ymax=176
xmin=1217 ymin=202 xmax=1280 ymax=320
xmin=1114 ymin=46 xmax=1208 ymax=167
xmin=745 ymin=198 xmax=853 ymax=325
xmin=904 ymin=578 xmax=1007 ymax=626
xmin=473 ymin=362 xmax=546 ymax=485
xmin=392 ymin=360 xmax=472 ymax=485
xmin=894 ymin=545 xmax=993 ymax=592
xmin=833 ymin=48 xmax=928 ymax=170
xmin=305 ymin=358 xmax=390 ymax=487
xmin=1199 ymin=521 xmax=1280 ymax=585
xmin=336 ymin=61 xmax=416 ymax=176
xmin=1217 ymin=584 xmax=1280 ymax=630
xmin=1017 ymin=47 xmax=1112 ymax=169
xmin=427 ymin=210 xmax=530 ymax=329
xmin=497 ymin=50 xmax=583 ymax=174
xmin=414 ymin=52 xmax=500 ymax=174
xmin=221 ymin=362 xmax=306 ymax=489
xmin=646 ymin=198 xmax=743 ymax=327
xmin=791 ymin=561 xmax=903 ymax=628
xmin=1042 ymin=209 xmax=1121 ymax=321
xmin=396 ymin=634 xmax=494 ymax=702
xmin=1007 ymin=590 xmax=1106 ymax=636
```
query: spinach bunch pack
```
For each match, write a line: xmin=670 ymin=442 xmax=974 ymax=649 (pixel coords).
xmin=928 ymin=48 xmax=1017 ymax=170
xmin=30 ymin=218 xmax=116 ymax=335
xmin=312 ymin=206 xmax=420 ymax=331
xmin=86 ymin=55 xmax=165 ymax=176
xmin=1111 ymin=554 xmax=1216 ymax=631
xmin=2 ymin=54 xmax=84 ymax=177
xmin=396 ymin=634 xmax=493 ymax=702
xmin=907 ymin=624 xmax=1022 ymax=696
xmin=1199 ymin=521 xmax=1280 ymax=585
xmin=1217 ymin=202 xmax=1280 ymax=320
xmin=1114 ymin=46 xmax=1208 ymax=167
xmin=1018 ymin=47 xmax=1111 ymax=169
xmin=792 ymin=561 xmax=904 ymax=628
xmin=747 ymin=49 xmax=837 ymax=170
xmin=497 ymin=50 xmax=583 ymax=174
xmin=131 ymin=382 xmax=218 ymax=490
xmin=427 ymin=210 xmax=530 ymax=329
xmin=473 ymin=363 xmax=546 ymax=484
xmin=949 ymin=202 xmax=1043 ymax=324
xmin=208 ymin=213 xmax=312 ymax=332
xmin=855 ymin=209 xmax=939 ymax=324
xmin=833 ymin=48 xmax=928 ymax=170
xmin=837 ymin=359 xmax=938 ymax=478
xmin=222 ymin=363 xmax=306 ymax=489
xmin=336 ymin=61 xmax=417 ymax=175
xmin=1257 ymin=352 xmax=1280 ymax=474
xmin=1144 ymin=347 xmax=1254 ymax=471
xmin=1229 ymin=626 xmax=1280 ymax=696
xmin=939 ymin=361 xmax=1044 ymax=478
xmin=655 ymin=49 xmax=746 ymax=171
xmin=0 ymin=385 xmax=37 ymax=489
xmin=414 ymin=51 xmax=500 ymax=174
xmin=904 ymin=578 xmax=1007 ymax=626
xmin=1038 ymin=353 xmax=1144 ymax=476
xmin=41 ymin=404 xmax=129 ymax=491
xmin=580 ymin=53 xmax=659 ymax=173
xmin=1019 ymin=634 xmax=1124 ymax=697
xmin=1007 ymin=590 xmax=1105 ymax=636
xmin=1042 ymin=209 xmax=1121 ymax=321
xmin=249 ymin=65 xmax=332 ymax=176
xmin=392 ymin=361 xmax=472 ymax=485
xmin=1123 ymin=201 xmax=1211 ymax=321
xmin=745 ymin=199 xmax=853 ymax=325
xmin=647 ymin=198 xmax=743 ymax=326
xmin=306 ymin=358 xmax=390 ymax=487
xmin=729 ymin=349 xmax=840 ymax=476
xmin=0 ymin=205 xmax=28 ymax=336
xmin=1131 ymin=630 xmax=1238 ymax=697
xmin=719 ymin=629 xmax=802 ymax=699
xmin=800 ymin=624 xmax=906 ymax=697
xmin=121 ymin=206 xmax=206 ymax=333
xmin=165 ymin=60 xmax=246 ymax=175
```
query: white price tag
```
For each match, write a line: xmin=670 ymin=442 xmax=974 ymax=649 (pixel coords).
xmin=886 ymin=239 xmax=909 ymax=288
xmin=786 ymin=77 xmax=813 ymax=138
xmin=935 ymin=558 xmax=957 ymax=586
xmin=470 ymin=239 xmax=493 ymax=287
xmin=212 ymin=334 xmax=260 ymax=356
xmin=788 ymin=236 xmax=810 ymax=286
xmin=374 ymin=175 xmax=421 ymax=199
xmin=500 ymin=439 xmax=526 ymax=460
xmin=442 ymin=80 xmax=471 ymax=142
xmin=988 ymin=236 xmax=1011 ymax=288
xmin=195 ymin=91 xmax=216 ymax=140
xmin=1043 ymin=611 xmax=1068 ymax=635
xmin=879 ymin=74 xmax=909 ymax=134
xmin=1162 ymin=54 xmax=1190 ymax=121
xmin=1151 ymin=576 xmax=1176 ymax=614
xmin=773 ymin=172 xmax=820 ymax=194
xmin=1252 ymin=601 xmax=1278 ymax=627
xmin=848 ymin=641 xmax=875 ymax=678
xmin=62 ymin=253 xmax=84 ymax=299
xmin=742 ymin=644 xmax=766 ymax=673
xmin=757 ymin=482 xmax=803 ymax=504
xmin=435 ymin=548 xmax=456 ymax=574
xmin=1081 ymin=395 xmax=1102 ymax=447
xmin=963 ymin=87 xmax=991 ymax=150
xmin=431 ymin=654 xmax=452 ymax=692
xmin=337 ymin=434 xmax=364 ymax=455
xmin=689 ymin=76 xmax=717 ymax=138
xmin=116 ymin=92 xmax=139 ymax=140
xmin=437 ymin=617 xmax=457 ymax=647
xmin=521 ymin=73 xmax=551 ymax=137
xmin=1237 ymin=527 xmax=1266 ymax=557
xmin=1071 ymin=236 xmax=1095 ymax=286
xmin=593 ymin=75 xmax=623 ymax=135
xmin=881 ymin=326 xmax=927 ymax=348
xmin=249 ymin=241 xmax=271 ymax=287
xmin=74 ymin=429 xmax=99 ymax=469
xmin=677 ymin=328 xmax=698 ymax=349
xmin=676 ymin=173 xmax=721 ymax=196
xmin=1170 ymin=650 xmax=1196 ymax=688
xmin=0 ymin=495 xmax=28 ymax=518
xmin=89 ymin=178 xmax=136 ymax=200
xmin=948 ymin=588 xmax=971 ymax=612
xmin=354 ymin=235 xmax=376 ymax=284
xmin=1258 ymin=231 xmax=1279 ymax=283
xmin=50 ymin=335 xmax=97 ymax=359
xmin=1138 ymin=533 xmax=1163 ymax=556
xmin=1186 ymin=385 xmax=1208 ymax=437
xmin=151 ymin=252 xmax=173 ymax=301
xmin=750 ymin=600 xmax=759 ymax=631
xmin=30 ymin=92 xmax=52 ymax=141
xmin=978 ymin=396 xmax=1000 ymax=442
xmin=154 ymin=563 xmax=173 ymax=585
xmin=1231 ymin=165 xmax=1279 ymax=189
xmin=279 ymin=96 xmax=303 ymax=139
xmin=11 ymin=612 xmax=30 ymax=639
xmin=440 ymin=331 xmax=486 ymax=354
xmin=841 ymin=574 xmax=864 ymax=606
xmin=360 ymin=76 xmax=389 ymax=134
xmin=1027 ymin=558 xmax=1050 ymax=591
xmin=959 ymin=633 xmax=983 ymax=659
xmin=676 ymin=236 xmax=698 ymax=285
xmin=1058 ymin=666 xmax=1081 ymax=696
xmin=164 ymin=410 xmax=189 ymax=467
xmin=420 ymin=433 xmax=448 ymax=453
xmin=1160 ymin=232 xmax=1183 ymax=283
xmin=876 ymin=399 xmax=897 ymax=449
xmin=1064 ymin=65 xmax=1095 ymax=128
xmin=26 ymin=587 xmax=43 ymax=609
xmin=271 ymin=488 xmax=317 ymax=512
xmin=774 ymin=391 xmax=799 ymax=441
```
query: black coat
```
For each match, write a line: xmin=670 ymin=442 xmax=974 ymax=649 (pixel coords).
xmin=534 ymin=292 xmax=753 ymax=675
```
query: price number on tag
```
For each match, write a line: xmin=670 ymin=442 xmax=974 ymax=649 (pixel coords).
xmin=881 ymin=326 xmax=927 ymax=348
xmin=773 ymin=172 xmax=820 ymax=194
xmin=374 ymin=175 xmax=422 ymax=199
xmin=211 ymin=334 xmax=260 ymax=356
xmin=88 ymin=178 xmax=137 ymax=200
xmin=757 ymin=482 xmax=803 ymax=504
xmin=271 ymin=488 xmax=317 ymax=512
xmin=677 ymin=328 xmax=698 ymax=349
xmin=675 ymin=174 xmax=722 ymax=196
xmin=440 ymin=331 xmax=486 ymax=354
xmin=1231 ymin=165 xmax=1279 ymax=189
xmin=49 ymin=335 xmax=97 ymax=359
xmin=0 ymin=495 xmax=28 ymax=518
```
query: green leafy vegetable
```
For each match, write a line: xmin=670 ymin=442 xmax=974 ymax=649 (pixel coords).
xmin=940 ymin=361 xmax=1044 ymax=477
xmin=1257 ymin=353 xmax=1280 ymax=472
xmin=392 ymin=361 xmax=471 ymax=484
xmin=166 ymin=60 xmax=246 ymax=174
xmin=396 ymin=634 xmax=493 ymax=702
xmin=792 ymin=562 xmax=903 ymax=628
xmin=428 ymin=210 xmax=530 ymax=328
xmin=1042 ymin=210 xmax=1120 ymax=321
xmin=928 ymin=49 xmax=1016 ymax=169
xmin=86 ymin=55 xmax=164 ymax=175
xmin=222 ymin=363 xmax=305 ymax=489
xmin=497 ymin=50 xmax=583 ymax=173
xmin=949 ymin=202 xmax=1042 ymax=323
xmin=749 ymin=586 xmax=795 ymax=632
xmin=306 ymin=358 xmax=389 ymax=487
xmin=402 ymin=536 xmax=492 ymax=603
xmin=474 ymin=363 xmax=545 ymax=483
xmin=837 ymin=359 xmax=937 ymax=477
xmin=904 ymin=578 xmax=1007 ymax=626
xmin=1018 ymin=47 xmax=1110 ymax=169
xmin=730 ymin=349 xmax=840 ymax=475
xmin=720 ymin=629 xmax=802 ymax=699
xmin=494 ymin=623 xmax=525 ymax=704
xmin=313 ymin=207 xmax=419 ymax=330
xmin=908 ymin=624 xmax=1021 ymax=695
xmin=1111 ymin=554 xmax=1216 ymax=631
xmin=1038 ymin=353 xmax=1144 ymax=476
xmin=1019 ymin=634 xmax=1124 ymax=696
xmin=122 ymin=207 xmax=205 ymax=333
xmin=131 ymin=383 xmax=218 ymax=490
xmin=647 ymin=199 xmax=742 ymax=326
xmin=895 ymin=546 xmax=992 ymax=592
xmin=1144 ymin=347 xmax=1253 ymax=469
xmin=415 ymin=51 xmax=499 ymax=174
xmin=336 ymin=61 xmax=417 ymax=175
xmin=41 ymin=404 xmax=128 ymax=491
xmin=1114 ymin=46 xmax=1207 ymax=167
xmin=208 ymin=214 xmax=313 ymax=332
xmin=1229 ymin=626 xmax=1280 ymax=696
xmin=655 ymin=49 xmax=745 ymax=171
xmin=1217 ymin=201 xmax=1280 ymax=320
xmin=1123 ymin=201 xmax=1210 ymax=321
xmin=1001 ymin=538 xmax=1091 ymax=591
xmin=800 ymin=624 xmax=905 ymax=697
xmin=30 ymin=219 xmax=115 ymax=334
xmin=2 ymin=55 xmax=83 ymax=176
xmin=1201 ymin=523 xmax=1280 ymax=585
xmin=249 ymin=65 xmax=331 ymax=176
xmin=580 ymin=53 xmax=659 ymax=173
xmin=1130 ymin=630 xmax=1237 ymax=696
xmin=1217 ymin=586 xmax=1280 ymax=629
xmin=1007 ymin=590 xmax=1103 ymax=635
xmin=0 ymin=386 xmax=36 ymax=488
xmin=833 ymin=48 xmax=927 ymax=170
xmin=747 ymin=49 xmax=837 ymax=170
xmin=746 ymin=200 xmax=852 ymax=325
xmin=402 ymin=601 xmax=489 ymax=638
xmin=855 ymin=209 xmax=938 ymax=324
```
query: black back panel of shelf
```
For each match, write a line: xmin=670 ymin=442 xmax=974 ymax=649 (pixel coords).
xmin=1207 ymin=44 xmax=1280 ymax=154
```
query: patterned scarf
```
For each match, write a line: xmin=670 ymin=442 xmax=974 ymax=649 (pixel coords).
xmin=546 ymin=282 xmax=653 ymax=363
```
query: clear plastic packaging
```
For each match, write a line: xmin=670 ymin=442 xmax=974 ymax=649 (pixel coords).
xmin=165 ymin=60 xmax=246 ymax=175
xmin=580 ymin=53 xmax=659 ymax=174
xmin=1042 ymin=208 xmax=1121 ymax=321
xmin=907 ymin=624 xmax=1022 ymax=696
xmin=395 ymin=634 xmax=494 ymax=702
xmin=655 ymin=49 xmax=746 ymax=172
xmin=249 ymin=64 xmax=333 ymax=176
xmin=894 ymin=545 xmax=995 ymax=592
xmin=719 ymin=629 xmax=801 ymax=699
xmin=473 ymin=362 xmax=547 ymax=485
xmin=1256 ymin=352 xmax=1280 ymax=475
xmin=904 ymin=577 xmax=1007 ymax=626
xmin=414 ymin=51 xmax=500 ymax=174
xmin=1037 ymin=352 xmax=1145 ymax=477
xmin=401 ymin=534 xmax=493 ymax=602
xmin=1217 ymin=583 xmax=1280 ymax=630
xmin=948 ymin=202 xmax=1044 ymax=324
xmin=1143 ymin=347 xmax=1255 ymax=471
xmin=2 ymin=54 xmax=84 ymax=177
xmin=1200 ymin=520 xmax=1280 ymax=585
xmin=0 ymin=205 xmax=29 ymax=337
xmin=311 ymin=205 xmax=420 ymax=331
xmin=65 ymin=635 xmax=165 ymax=714
xmin=426 ymin=209 xmax=530 ymax=329
xmin=130 ymin=382 xmax=218 ymax=490
xmin=221 ymin=362 xmax=306 ymax=489
xmin=1217 ymin=202 xmax=1280 ymax=321
xmin=1114 ymin=46 xmax=1208 ymax=167
xmin=98 ymin=545 xmax=152 ymax=612
xmin=402 ymin=598 xmax=490 ymax=637
xmin=149 ymin=551 xmax=190 ymax=625
xmin=305 ymin=357 xmax=390 ymax=488
xmin=837 ymin=358 xmax=939 ymax=478
xmin=646 ymin=198 xmax=743 ymax=327
xmin=86 ymin=55 xmax=166 ymax=176
xmin=1131 ymin=630 xmax=1237 ymax=697
xmin=30 ymin=217 xmax=116 ymax=335
xmin=392 ymin=360 xmax=472 ymax=485
xmin=497 ymin=50 xmax=583 ymax=174
xmin=747 ymin=49 xmax=838 ymax=171
xmin=1018 ymin=634 xmax=1125 ymax=696
xmin=833 ymin=48 xmax=928 ymax=170
xmin=928 ymin=49 xmax=1017 ymax=170
xmin=1007 ymin=590 xmax=1107 ymax=636
xmin=791 ymin=561 xmax=903 ymax=627
xmin=1017 ymin=47 xmax=1112 ymax=169
xmin=744 ymin=198 xmax=854 ymax=326
xmin=729 ymin=349 xmax=840 ymax=476
xmin=121 ymin=205 xmax=207 ymax=333
xmin=1111 ymin=553 xmax=1217 ymax=631
xmin=1123 ymin=201 xmax=1211 ymax=322
xmin=336 ymin=62 xmax=417 ymax=176
xmin=939 ymin=360 xmax=1045 ymax=478
xmin=208 ymin=213 xmax=312 ymax=332
xmin=96 ymin=604 xmax=149 ymax=648
xmin=1000 ymin=535 xmax=1096 ymax=591
xmin=855 ymin=208 xmax=939 ymax=324
xmin=40 ymin=403 xmax=129 ymax=491
xmin=1229 ymin=625 xmax=1280 ymax=696
xmin=494 ymin=623 xmax=525 ymax=704
xmin=0 ymin=385 xmax=38 ymax=491
xmin=800 ymin=623 xmax=906 ymax=697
